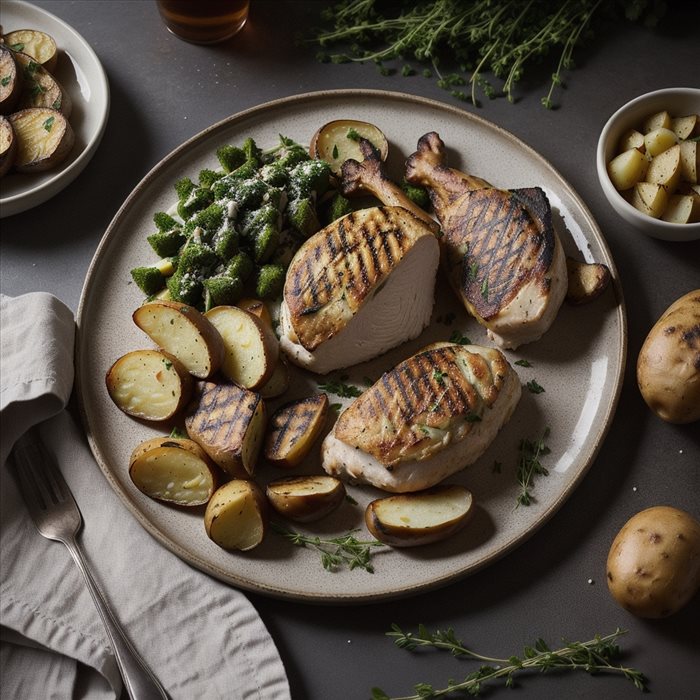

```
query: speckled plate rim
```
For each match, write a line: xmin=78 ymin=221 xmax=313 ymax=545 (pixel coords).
xmin=76 ymin=89 xmax=627 ymax=604
xmin=0 ymin=0 xmax=110 ymax=218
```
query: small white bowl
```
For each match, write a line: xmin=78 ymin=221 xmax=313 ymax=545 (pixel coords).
xmin=596 ymin=87 xmax=700 ymax=242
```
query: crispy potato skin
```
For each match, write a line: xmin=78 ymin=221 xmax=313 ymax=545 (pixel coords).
xmin=606 ymin=506 xmax=700 ymax=618
xmin=266 ymin=475 xmax=345 ymax=522
xmin=637 ymin=290 xmax=700 ymax=423
xmin=9 ymin=107 xmax=74 ymax=173
xmin=565 ymin=257 xmax=611 ymax=305
xmin=0 ymin=115 xmax=17 ymax=176
xmin=0 ymin=46 xmax=22 ymax=115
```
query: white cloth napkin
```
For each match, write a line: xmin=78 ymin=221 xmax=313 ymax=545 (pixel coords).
xmin=0 ymin=293 xmax=291 ymax=700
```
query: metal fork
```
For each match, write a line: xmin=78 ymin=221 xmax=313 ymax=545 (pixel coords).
xmin=10 ymin=428 xmax=169 ymax=700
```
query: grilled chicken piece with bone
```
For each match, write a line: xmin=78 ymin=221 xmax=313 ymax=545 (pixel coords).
xmin=404 ymin=132 xmax=567 ymax=349
xmin=279 ymin=205 xmax=439 ymax=374
xmin=322 ymin=342 xmax=521 ymax=493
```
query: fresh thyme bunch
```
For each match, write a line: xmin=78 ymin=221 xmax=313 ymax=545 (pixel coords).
xmin=372 ymin=624 xmax=647 ymax=698
xmin=308 ymin=0 xmax=667 ymax=108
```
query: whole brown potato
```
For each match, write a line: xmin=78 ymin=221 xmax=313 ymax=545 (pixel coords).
xmin=637 ymin=290 xmax=700 ymax=423
xmin=606 ymin=506 xmax=700 ymax=618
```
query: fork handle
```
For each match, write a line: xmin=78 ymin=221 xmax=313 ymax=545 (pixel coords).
xmin=62 ymin=535 xmax=169 ymax=700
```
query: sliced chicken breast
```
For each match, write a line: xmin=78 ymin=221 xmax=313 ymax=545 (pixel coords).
xmin=322 ymin=343 xmax=521 ymax=492
xmin=406 ymin=132 xmax=567 ymax=350
xmin=280 ymin=206 xmax=440 ymax=374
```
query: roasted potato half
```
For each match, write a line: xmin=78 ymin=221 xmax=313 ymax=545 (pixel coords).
xmin=0 ymin=45 xmax=22 ymax=115
xmin=310 ymin=119 xmax=389 ymax=175
xmin=4 ymin=29 xmax=58 ymax=72
xmin=606 ymin=506 xmax=700 ymax=618
xmin=204 ymin=305 xmax=278 ymax=390
xmin=13 ymin=50 xmax=71 ymax=117
xmin=266 ymin=475 xmax=346 ymax=522
xmin=0 ymin=115 xmax=17 ymax=177
xmin=133 ymin=300 xmax=225 ymax=379
xmin=129 ymin=437 xmax=218 ymax=506
xmin=237 ymin=298 xmax=272 ymax=329
xmin=365 ymin=485 xmax=474 ymax=548
xmin=205 ymin=479 xmax=268 ymax=551
xmin=9 ymin=107 xmax=74 ymax=173
xmin=264 ymin=394 xmax=329 ymax=469
xmin=259 ymin=355 xmax=290 ymax=399
xmin=565 ymin=257 xmax=611 ymax=305
xmin=106 ymin=349 xmax=193 ymax=421
xmin=185 ymin=380 xmax=266 ymax=478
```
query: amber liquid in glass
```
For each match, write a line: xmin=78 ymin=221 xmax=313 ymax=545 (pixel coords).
xmin=157 ymin=0 xmax=250 ymax=44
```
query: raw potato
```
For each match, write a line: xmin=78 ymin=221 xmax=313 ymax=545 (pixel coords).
xmin=646 ymin=144 xmax=681 ymax=192
xmin=365 ymin=484 xmax=474 ymax=548
xmin=643 ymin=127 xmax=677 ymax=157
xmin=637 ymin=290 xmax=700 ymax=423
xmin=259 ymin=355 xmax=290 ymax=399
xmin=185 ymin=380 xmax=266 ymax=478
xmin=9 ymin=107 xmax=74 ymax=173
xmin=3 ymin=29 xmax=58 ymax=72
xmin=661 ymin=194 xmax=700 ymax=224
xmin=204 ymin=305 xmax=278 ymax=389
xmin=607 ymin=148 xmax=648 ymax=191
xmin=310 ymin=119 xmax=389 ymax=175
xmin=204 ymin=479 xmax=268 ymax=551
xmin=129 ymin=437 xmax=217 ymax=506
xmin=606 ymin=506 xmax=700 ymax=618
xmin=565 ymin=257 xmax=611 ymax=305
xmin=106 ymin=349 xmax=193 ymax=421
xmin=266 ymin=475 xmax=346 ymax=522
xmin=13 ymin=50 xmax=71 ymax=117
xmin=641 ymin=110 xmax=671 ymax=134
xmin=630 ymin=181 xmax=668 ymax=219
xmin=679 ymin=140 xmax=698 ymax=184
xmin=263 ymin=394 xmax=329 ymax=468
xmin=133 ymin=300 xmax=225 ymax=379
xmin=0 ymin=45 xmax=22 ymax=115
xmin=0 ymin=115 xmax=17 ymax=176
xmin=618 ymin=128 xmax=644 ymax=153
xmin=671 ymin=114 xmax=699 ymax=140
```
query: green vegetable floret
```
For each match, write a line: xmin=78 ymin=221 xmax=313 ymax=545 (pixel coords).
xmin=259 ymin=162 xmax=289 ymax=188
xmin=226 ymin=251 xmax=254 ymax=281
xmin=166 ymin=242 xmax=219 ymax=306
xmin=288 ymin=159 xmax=331 ymax=200
xmin=230 ymin=178 xmax=271 ymax=213
xmin=401 ymin=178 xmax=431 ymax=210
xmin=212 ymin=224 xmax=239 ymax=260
xmin=198 ymin=168 xmax=224 ymax=189
xmin=177 ymin=184 xmax=213 ymax=220
xmin=242 ymin=137 xmax=263 ymax=167
xmin=267 ymin=134 xmax=310 ymax=169
xmin=147 ymin=229 xmax=187 ymax=257
xmin=288 ymin=197 xmax=321 ymax=238
xmin=216 ymin=144 xmax=246 ymax=173
xmin=321 ymin=192 xmax=353 ymax=225
xmin=153 ymin=211 xmax=179 ymax=232
xmin=255 ymin=264 xmax=285 ymax=300
xmin=131 ymin=266 xmax=166 ymax=296
xmin=203 ymin=275 xmax=243 ymax=309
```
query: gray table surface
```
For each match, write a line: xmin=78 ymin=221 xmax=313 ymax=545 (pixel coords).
xmin=2 ymin=2 xmax=699 ymax=699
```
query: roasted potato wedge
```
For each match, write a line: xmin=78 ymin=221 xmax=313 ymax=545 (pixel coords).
xmin=259 ymin=355 xmax=290 ymax=399
xmin=630 ymin=181 xmax=668 ymax=219
xmin=679 ymin=140 xmax=698 ymax=184
xmin=106 ymin=349 xmax=193 ymax=421
xmin=641 ymin=110 xmax=671 ymax=134
xmin=129 ymin=437 xmax=218 ymax=506
xmin=205 ymin=479 xmax=268 ymax=551
xmin=671 ymin=114 xmax=698 ymax=140
xmin=237 ymin=297 xmax=272 ymax=328
xmin=9 ymin=107 xmax=74 ymax=173
xmin=310 ymin=119 xmax=389 ymax=175
xmin=646 ymin=144 xmax=681 ymax=192
xmin=607 ymin=148 xmax=648 ymax=191
xmin=0 ymin=115 xmax=17 ymax=176
xmin=204 ymin=305 xmax=278 ymax=390
xmin=661 ymin=193 xmax=700 ymax=224
xmin=133 ymin=300 xmax=225 ymax=379
xmin=365 ymin=484 xmax=474 ymax=547
xmin=185 ymin=380 xmax=266 ymax=478
xmin=4 ymin=29 xmax=58 ymax=72
xmin=13 ymin=50 xmax=71 ymax=117
xmin=264 ymin=394 xmax=329 ymax=469
xmin=0 ymin=45 xmax=22 ymax=115
xmin=565 ymin=257 xmax=612 ymax=305
xmin=266 ymin=475 xmax=346 ymax=522
xmin=618 ymin=128 xmax=645 ymax=153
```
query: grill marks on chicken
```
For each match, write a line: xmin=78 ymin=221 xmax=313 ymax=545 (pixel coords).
xmin=334 ymin=344 xmax=509 ymax=466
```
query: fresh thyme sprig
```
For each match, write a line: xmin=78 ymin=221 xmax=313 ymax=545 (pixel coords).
xmin=271 ymin=522 xmax=384 ymax=572
xmin=516 ymin=427 xmax=551 ymax=507
xmin=371 ymin=625 xmax=646 ymax=698
xmin=308 ymin=0 xmax=666 ymax=109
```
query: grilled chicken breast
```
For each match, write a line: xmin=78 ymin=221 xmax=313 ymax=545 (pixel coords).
xmin=322 ymin=342 xmax=521 ymax=492
xmin=279 ymin=206 xmax=440 ymax=374
xmin=406 ymin=132 xmax=567 ymax=349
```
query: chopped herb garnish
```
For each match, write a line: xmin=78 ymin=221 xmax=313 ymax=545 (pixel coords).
xmin=481 ymin=277 xmax=489 ymax=300
xmin=467 ymin=260 xmax=479 ymax=280
xmin=526 ymin=379 xmax=545 ymax=394
xmin=30 ymin=82 xmax=47 ymax=97
xmin=346 ymin=127 xmax=361 ymax=141
xmin=169 ymin=426 xmax=188 ymax=439
xmin=10 ymin=42 xmax=25 ymax=52
xmin=345 ymin=493 xmax=358 ymax=506
xmin=0 ymin=76 xmax=11 ymax=87
xmin=433 ymin=369 xmax=445 ymax=385
xmin=51 ymin=97 xmax=62 ymax=109
xmin=318 ymin=378 xmax=363 ymax=398
xmin=329 ymin=402 xmax=343 ymax=413
xmin=516 ymin=427 xmax=551 ymax=507
xmin=43 ymin=116 xmax=55 ymax=132
xmin=514 ymin=359 xmax=533 ymax=367
xmin=449 ymin=330 xmax=472 ymax=345
xmin=332 ymin=144 xmax=339 ymax=158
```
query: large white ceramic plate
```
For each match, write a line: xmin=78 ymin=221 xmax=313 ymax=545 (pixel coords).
xmin=0 ymin=0 xmax=109 ymax=218
xmin=76 ymin=91 xmax=626 ymax=603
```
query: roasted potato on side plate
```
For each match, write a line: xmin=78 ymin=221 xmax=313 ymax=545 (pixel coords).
xmin=4 ymin=29 xmax=58 ymax=72
xmin=264 ymin=394 xmax=329 ymax=469
xmin=0 ymin=115 xmax=17 ymax=177
xmin=266 ymin=475 xmax=346 ymax=522
xmin=565 ymin=257 xmax=611 ymax=305
xmin=204 ymin=305 xmax=278 ymax=390
xmin=9 ymin=107 xmax=74 ymax=173
xmin=365 ymin=484 xmax=474 ymax=547
xmin=0 ymin=46 xmax=22 ymax=115
xmin=133 ymin=300 xmax=225 ymax=379
xmin=310 ymin=119 xmax=389 ymax=175
xmin=129 ymin=436 xmax=218 ymax=506
xmin=205 ymin=479 xmax=268 ymax=551
xmin=185 ymin=380 xmax=266 ymax=478
xmin=106 ymin=349 xmax=192 ymax=421
xmin=12 ymin=50 xmax=71 ymax=117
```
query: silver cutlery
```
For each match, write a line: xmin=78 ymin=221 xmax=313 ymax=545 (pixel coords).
xmin=10 ymin=428 xmax=169 ymax=700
